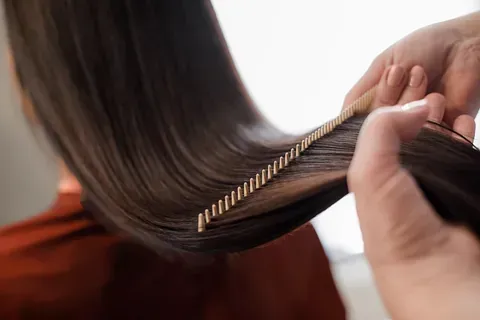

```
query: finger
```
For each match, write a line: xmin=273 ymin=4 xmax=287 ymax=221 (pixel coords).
xmin=370 ymin=65 xmax=408 ymax=108
xmin=342 ymin=56 xmax=387 ymax=109
xmin=348 ymin=100 xmax=446 ymax=264
xmin=422 ymin=94 xmax=476 ymax=144
xmin=452 ymin=114 xmax=476 ymax=143
xmin=423 ymin=93 xmax=446 ymax=133
xmin=425 ymin=93 xmax=445 ymax=124
xmin=397 ymin=66 xmax=427 ymax=105
xmin=440 ymin=72 xmax=480 ymax=125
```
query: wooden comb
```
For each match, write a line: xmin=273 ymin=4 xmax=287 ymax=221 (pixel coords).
xmin=198 ymin=86 xmax=377 ymax=232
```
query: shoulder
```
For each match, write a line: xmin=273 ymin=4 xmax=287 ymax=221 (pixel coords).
xmin=0 ymin=193 xmax=118 ymax=257
xmin=0 ymin=193 xmax=119 ymax=319
xmin=0 ymin=193 xmax=345 ymax=319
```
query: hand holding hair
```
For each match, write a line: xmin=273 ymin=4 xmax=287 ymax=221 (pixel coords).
xmin=349 ymin=95 xmax=480 ymax=320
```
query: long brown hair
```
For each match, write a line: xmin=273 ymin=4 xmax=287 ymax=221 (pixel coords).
xmin=5 ymin=0 xmax=480 ymax=254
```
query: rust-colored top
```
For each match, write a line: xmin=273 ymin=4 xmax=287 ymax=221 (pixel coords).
xmin=0 ymin=193 xmax=345 ymax=319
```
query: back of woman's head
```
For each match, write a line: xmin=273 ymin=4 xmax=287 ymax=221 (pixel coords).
xmin=6 ymin=0 xmax=480 ymax=254
xmin=5 ymin=0 xmax=279 ymax=252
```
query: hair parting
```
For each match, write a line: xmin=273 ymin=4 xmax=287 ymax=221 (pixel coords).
xmin=5 ymin=0 xmax=480 ymax=255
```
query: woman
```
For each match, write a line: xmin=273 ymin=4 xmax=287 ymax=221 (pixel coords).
xmin=1 ymin=1 xmax=479 ymax=320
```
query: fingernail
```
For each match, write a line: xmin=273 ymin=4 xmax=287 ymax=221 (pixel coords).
xmin=401 ymin=99 xmax=428 ymax=111
xmin=409 ymin=66 xmax=424 ymax=88
xmin=387 ymin=65 xmax=405 ymax=87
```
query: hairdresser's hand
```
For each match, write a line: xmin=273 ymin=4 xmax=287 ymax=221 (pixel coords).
xmin=343 ymin=12 xmax=480 ymax=125
xmin=348 ymin=94 xmax=480 ymax=320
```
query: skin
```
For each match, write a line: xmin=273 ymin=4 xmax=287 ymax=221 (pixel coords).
xmin=349 ymin=96 xmax=480 ymax=320
xmin=344 ymin=11 xmax=480 ymax=125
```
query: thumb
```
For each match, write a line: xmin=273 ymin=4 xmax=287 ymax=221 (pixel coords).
xmin=348 ymin=98 xmax=447 ymax=264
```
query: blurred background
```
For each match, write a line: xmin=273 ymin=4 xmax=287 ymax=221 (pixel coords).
xmin=1 ymin=1 xmax=479 ymax=319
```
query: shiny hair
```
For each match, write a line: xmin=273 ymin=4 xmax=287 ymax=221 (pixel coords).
xmin=5 ymin=0 xmax=480 ymax=254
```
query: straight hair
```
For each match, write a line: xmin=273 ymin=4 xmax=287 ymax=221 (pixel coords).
xmin=5 ymin=0 xmax=480 ymax=254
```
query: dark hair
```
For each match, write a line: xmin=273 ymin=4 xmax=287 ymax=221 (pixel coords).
xmin=5 ymin=0 xmax=480 ymax=254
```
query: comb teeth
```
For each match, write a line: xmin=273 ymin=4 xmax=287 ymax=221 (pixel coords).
xmin=205 ymin=209 xmax=211 ymax=224
xmin=198 ymin=86 xmax=376 ymax=231
xmin=212 ymin=204 xmax=218 ymax=217
xmin=225 ymin=195 xmax=230 ymax=211
xmin=198 ymin=213 xmax=206 ymax=232
xmin=218 ymin=200 xmax=225 ymax=214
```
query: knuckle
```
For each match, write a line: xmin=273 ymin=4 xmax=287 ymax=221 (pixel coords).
xmin=375 ymin=96 xmax=399 ymax=107
xmin=365 ymin=108 xmax=395 ymax=131
xmin=370 ymin=55 xmax=384 ymax=70
xmin=459 ymin=37 xmax=480 ymax=68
